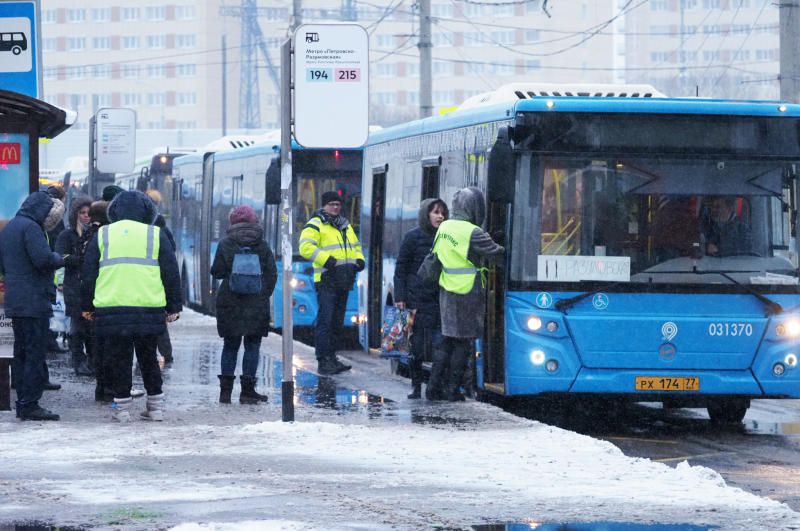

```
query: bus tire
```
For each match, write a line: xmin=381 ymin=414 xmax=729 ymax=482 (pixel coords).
xmin=12 ymin=46 xmax=21 ymax=55
xmin=707 ymin=398 xmax=749 ymax=424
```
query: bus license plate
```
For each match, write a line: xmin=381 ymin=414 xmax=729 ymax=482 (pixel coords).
xmin=635 ymin=376 xmax=700 ymax=392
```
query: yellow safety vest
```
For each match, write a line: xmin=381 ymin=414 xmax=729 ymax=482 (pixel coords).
xmin=432 ymin=219 xmax=479 ymax=295
xmin=94 ymin=220 xmax=166 ymax=308
xmin=299 ymin=216 xmax=364 ymax=283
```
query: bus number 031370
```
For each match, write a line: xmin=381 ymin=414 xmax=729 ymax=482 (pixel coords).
xmin=707 ymin=322 xmax=753 ymax=337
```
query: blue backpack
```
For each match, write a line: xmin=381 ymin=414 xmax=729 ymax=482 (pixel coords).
xmin=229 ymin=246 xmax=262 ymax=295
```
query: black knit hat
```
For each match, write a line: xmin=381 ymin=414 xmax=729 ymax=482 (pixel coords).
xmin=321 ymin=190 xmax=342 ymax=206
xmin=102 ymin=185 xmax=124 ymax=201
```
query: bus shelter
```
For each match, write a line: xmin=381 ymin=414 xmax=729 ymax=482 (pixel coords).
xmin=0 ymin=89 xmax=75 ymax=411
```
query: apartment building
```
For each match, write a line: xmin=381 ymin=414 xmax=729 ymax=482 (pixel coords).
xmin=41 ymin=0 xmax=619 ymax=131
xmin=623 ymin=0 xmax=779 ymax=99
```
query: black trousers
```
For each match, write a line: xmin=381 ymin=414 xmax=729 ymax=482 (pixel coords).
xmin=157 ymin=329 xmax=173 ymax=362
xmin=107 ymin=334 xmax=162 ymax=399
xmin=11 ymin=317 xmax=49 ymax=411
xmin=69 ymin=315 xmax=93 ymax=367
xmin=314 ymin=286 xmax=348 ymax=362
xmin=443 ymin=337 xmax=474 ymax=397
xmin=408 ymin=325 xmax=444 ymax=387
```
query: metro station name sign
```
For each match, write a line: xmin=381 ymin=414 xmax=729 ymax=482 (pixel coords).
xmin=0 ymin=143 xmax=21 ymax=165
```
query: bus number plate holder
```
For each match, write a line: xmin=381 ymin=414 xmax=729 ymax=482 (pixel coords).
xmin=635 ymin=376 xmax=700 ymax=392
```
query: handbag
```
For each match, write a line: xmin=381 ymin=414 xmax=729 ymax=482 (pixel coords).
xmin=379 ymin=305 xmax=415 ymax=359
xmin=416 ymin=251 xmax=442 ymax=285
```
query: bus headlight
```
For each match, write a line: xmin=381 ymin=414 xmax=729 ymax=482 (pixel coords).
xmin=785 ymin=353 xmax=798 ymax=367
xmin=777 ymin=318 xmax=800 ymax=338
xmin=546 ymin=321 xmax=558 ymax=332
xmin=774 ymin=362 xmax=786 ymax=376
xmin=289 ymin=278 xmax=307 ymax=289
xmin=545 ymin=359 xmax=559 ymax=373
xmin=530 ymin=349 xmax=545 ymax=365
xmin=527 ymin=316 xmax=542 ymax=331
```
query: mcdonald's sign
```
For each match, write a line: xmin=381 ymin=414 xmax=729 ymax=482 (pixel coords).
xmin=0 ymin=143 xmax=21 ymax=165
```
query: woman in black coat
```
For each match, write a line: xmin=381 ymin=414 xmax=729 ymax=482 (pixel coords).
xmin=210 ymin=205 xmax=277 ymax=405
xmin=393 ymin=198 xmax=448 ymax=399
xmin=55 ymin=195 xmax=93 ymax=376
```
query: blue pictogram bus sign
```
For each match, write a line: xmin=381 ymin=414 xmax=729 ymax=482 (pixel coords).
xmin=0 ymin=1 xmax=38 ymax=98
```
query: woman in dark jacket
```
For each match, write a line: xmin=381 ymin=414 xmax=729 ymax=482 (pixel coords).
xmin=393 ymin=198 xmax=448 ymax=399
xmin=55 ymin=195 xmax=93 ymax=376
xmin=211 ymin=205 xmax=278 ymax=405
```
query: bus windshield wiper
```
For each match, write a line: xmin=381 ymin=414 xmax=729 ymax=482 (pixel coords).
xmin=715 ymin=271 xmax=783 ymax=316
xmin=555 ymin=282 xmax=624 ymax=313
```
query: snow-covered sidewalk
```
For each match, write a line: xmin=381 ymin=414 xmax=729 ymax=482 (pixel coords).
xmin=0 ymin=311 xmax=798 ymax=530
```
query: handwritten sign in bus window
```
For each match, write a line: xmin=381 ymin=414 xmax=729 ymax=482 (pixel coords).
xmin=537 ymin=255 xmax=631 ymax=282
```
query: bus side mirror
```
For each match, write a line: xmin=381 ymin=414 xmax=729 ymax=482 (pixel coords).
xmin=487 ymin=126 xmax=515 ymax=203
xmin=265 ymin=156 xmax=281 ymax=205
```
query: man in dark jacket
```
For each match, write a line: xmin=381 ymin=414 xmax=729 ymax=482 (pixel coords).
xmin=0 ymin=192 xmax=66 ymax=421
xmin=145 ymin=189 xmax=175 ymax=365
xmin=393 ymin=198 xmax=448 ymax=399
xmin=81 ymin=191 xmax=182 ymax=422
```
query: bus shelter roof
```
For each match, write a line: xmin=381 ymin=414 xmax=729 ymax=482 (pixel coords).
xmin=0 ymin=89 xmax=76 ymax=139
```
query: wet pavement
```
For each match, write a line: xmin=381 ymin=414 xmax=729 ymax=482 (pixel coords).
xmin=2 ymin=311 xmax=799 ymax=530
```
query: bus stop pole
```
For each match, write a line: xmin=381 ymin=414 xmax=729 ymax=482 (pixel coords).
xmin=280 ymin=38 xmax=295 ymax=422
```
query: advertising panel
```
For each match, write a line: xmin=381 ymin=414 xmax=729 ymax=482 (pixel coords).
xmin=0 ymin=132 xmax=30 ymax=357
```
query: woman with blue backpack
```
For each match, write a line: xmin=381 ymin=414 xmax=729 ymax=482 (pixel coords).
xmin=210 ymin=205 xmax=277 ymax=404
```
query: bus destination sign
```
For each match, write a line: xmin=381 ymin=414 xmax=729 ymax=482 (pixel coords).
xmin=294 ymin=24 xmax=369 ymax=149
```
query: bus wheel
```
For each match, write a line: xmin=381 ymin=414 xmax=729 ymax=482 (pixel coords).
xmin=707 ymin=398 xmax=749 ymax=424
xmin=12 ymin=46 xmax=21 ymax=55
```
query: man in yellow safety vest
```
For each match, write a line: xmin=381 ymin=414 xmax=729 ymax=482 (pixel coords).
xmin=299 ymin=190 xmax=364 ymax=375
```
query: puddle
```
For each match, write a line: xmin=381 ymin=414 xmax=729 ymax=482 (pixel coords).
xmin=470 ymin=522 xmax=717 ymax=530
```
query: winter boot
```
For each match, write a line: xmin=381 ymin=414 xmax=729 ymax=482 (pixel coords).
xmin=407 ymin=383 xmax=422 ymax=399
xmin=426 ymin=349 xmax=449 ymax=401
xmin=72 ymin=352 xmax=93 ymax=377
xmin=333 ymin=357 xmax=352 ymax=373
xmin=140 ymin=393 xmax=165 ymax=421
xmin=218 ymin=375 xmax=235 ymax=404
xmin=111 ymin=397 xmax=132 ymax=423
xmin=317 ymin=358 xmax=339 ymax=376
xmin=239 ymin=376 xmax=269 ymax=404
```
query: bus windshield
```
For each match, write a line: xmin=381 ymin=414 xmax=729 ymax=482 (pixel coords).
xmin=511 ymin=156 xmax=800 ymax=287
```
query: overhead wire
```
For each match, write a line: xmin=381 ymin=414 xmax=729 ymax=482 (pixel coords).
xmin=710 ymin=0 xmax=770 ymax=90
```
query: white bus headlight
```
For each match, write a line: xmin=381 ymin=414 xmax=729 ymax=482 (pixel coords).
xmin=785 ymin=353 xmax=798 ymax=367
xmin=527 ymin=316 xmax=542 ymax=331
xmin=530 ymin=349 xmax=545 ymax=365
xmin=778 ymin=318 xmax=800 ymax=338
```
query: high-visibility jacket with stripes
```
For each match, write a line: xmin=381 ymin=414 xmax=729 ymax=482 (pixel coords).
xmin=432 ymin=219 xmax=478 ymax=295
xmin=299 ymin=216 xmax=364 ymax=283
xmin=94 ymin=220 xmax=166 ymax=308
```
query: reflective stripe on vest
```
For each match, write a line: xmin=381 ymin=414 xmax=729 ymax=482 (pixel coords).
xmin=94 ymin=220 xmax=166 ymax=308
xmin=432 ymin=219 xmax=478 ymax=295
xmin=300 ymin=218 xmax=364 ymax=283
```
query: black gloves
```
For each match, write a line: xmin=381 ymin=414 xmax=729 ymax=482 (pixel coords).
xmin=355 ymin=259 xmax=365 ymax=272
xmin=324 ymin=256 xmax=337 ymax=269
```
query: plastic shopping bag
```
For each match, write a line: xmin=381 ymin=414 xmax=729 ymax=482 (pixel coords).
xmin=379 ymin=306 xmax=415 ymax=359
xmin=50 ymin=290 xmax=70 ymax=333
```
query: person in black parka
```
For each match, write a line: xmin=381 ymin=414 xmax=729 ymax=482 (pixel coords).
xmin=0 ymin=192 xmax=66 ymax=421
xmin=81 ymin=191 xmax=182 ymax=422
xmin=55 ymin=195 xmax=94 ymax=377
xmin=211 ymin=205 xmax=277 ymax=405
xmin=145 ymin=189 xmax=175 ymax=365
xmin=393 ymin=198 xmax=448 ymax=399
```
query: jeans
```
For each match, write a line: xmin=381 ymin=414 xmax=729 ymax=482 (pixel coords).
xmin=409 ymin=325 xmax=444 ymax=387
xmin=314 ymin=286 xmax=348 ymax=362
xmin=12 ymin=317 xmax=50 ymax=411
xmin=221 ymin=335 xmax=262 ymax=377
xmin=107 ymin=334 xmax=162 ymax=399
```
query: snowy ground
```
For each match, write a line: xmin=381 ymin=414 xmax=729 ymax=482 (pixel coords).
xmin=0 ymin=310 xmax=798 ymax=530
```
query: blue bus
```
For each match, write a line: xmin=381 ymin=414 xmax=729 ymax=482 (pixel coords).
xmin=360 ymin=83 xmax=800 ymax=423
xmin=172 ymin=135 xmax=363 ymax=334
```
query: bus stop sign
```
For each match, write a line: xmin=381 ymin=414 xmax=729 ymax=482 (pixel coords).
xmin=0 ymin=1 xmax=39 ymax=98
xmin=294 ymin=24 xmax=369 ymax=149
